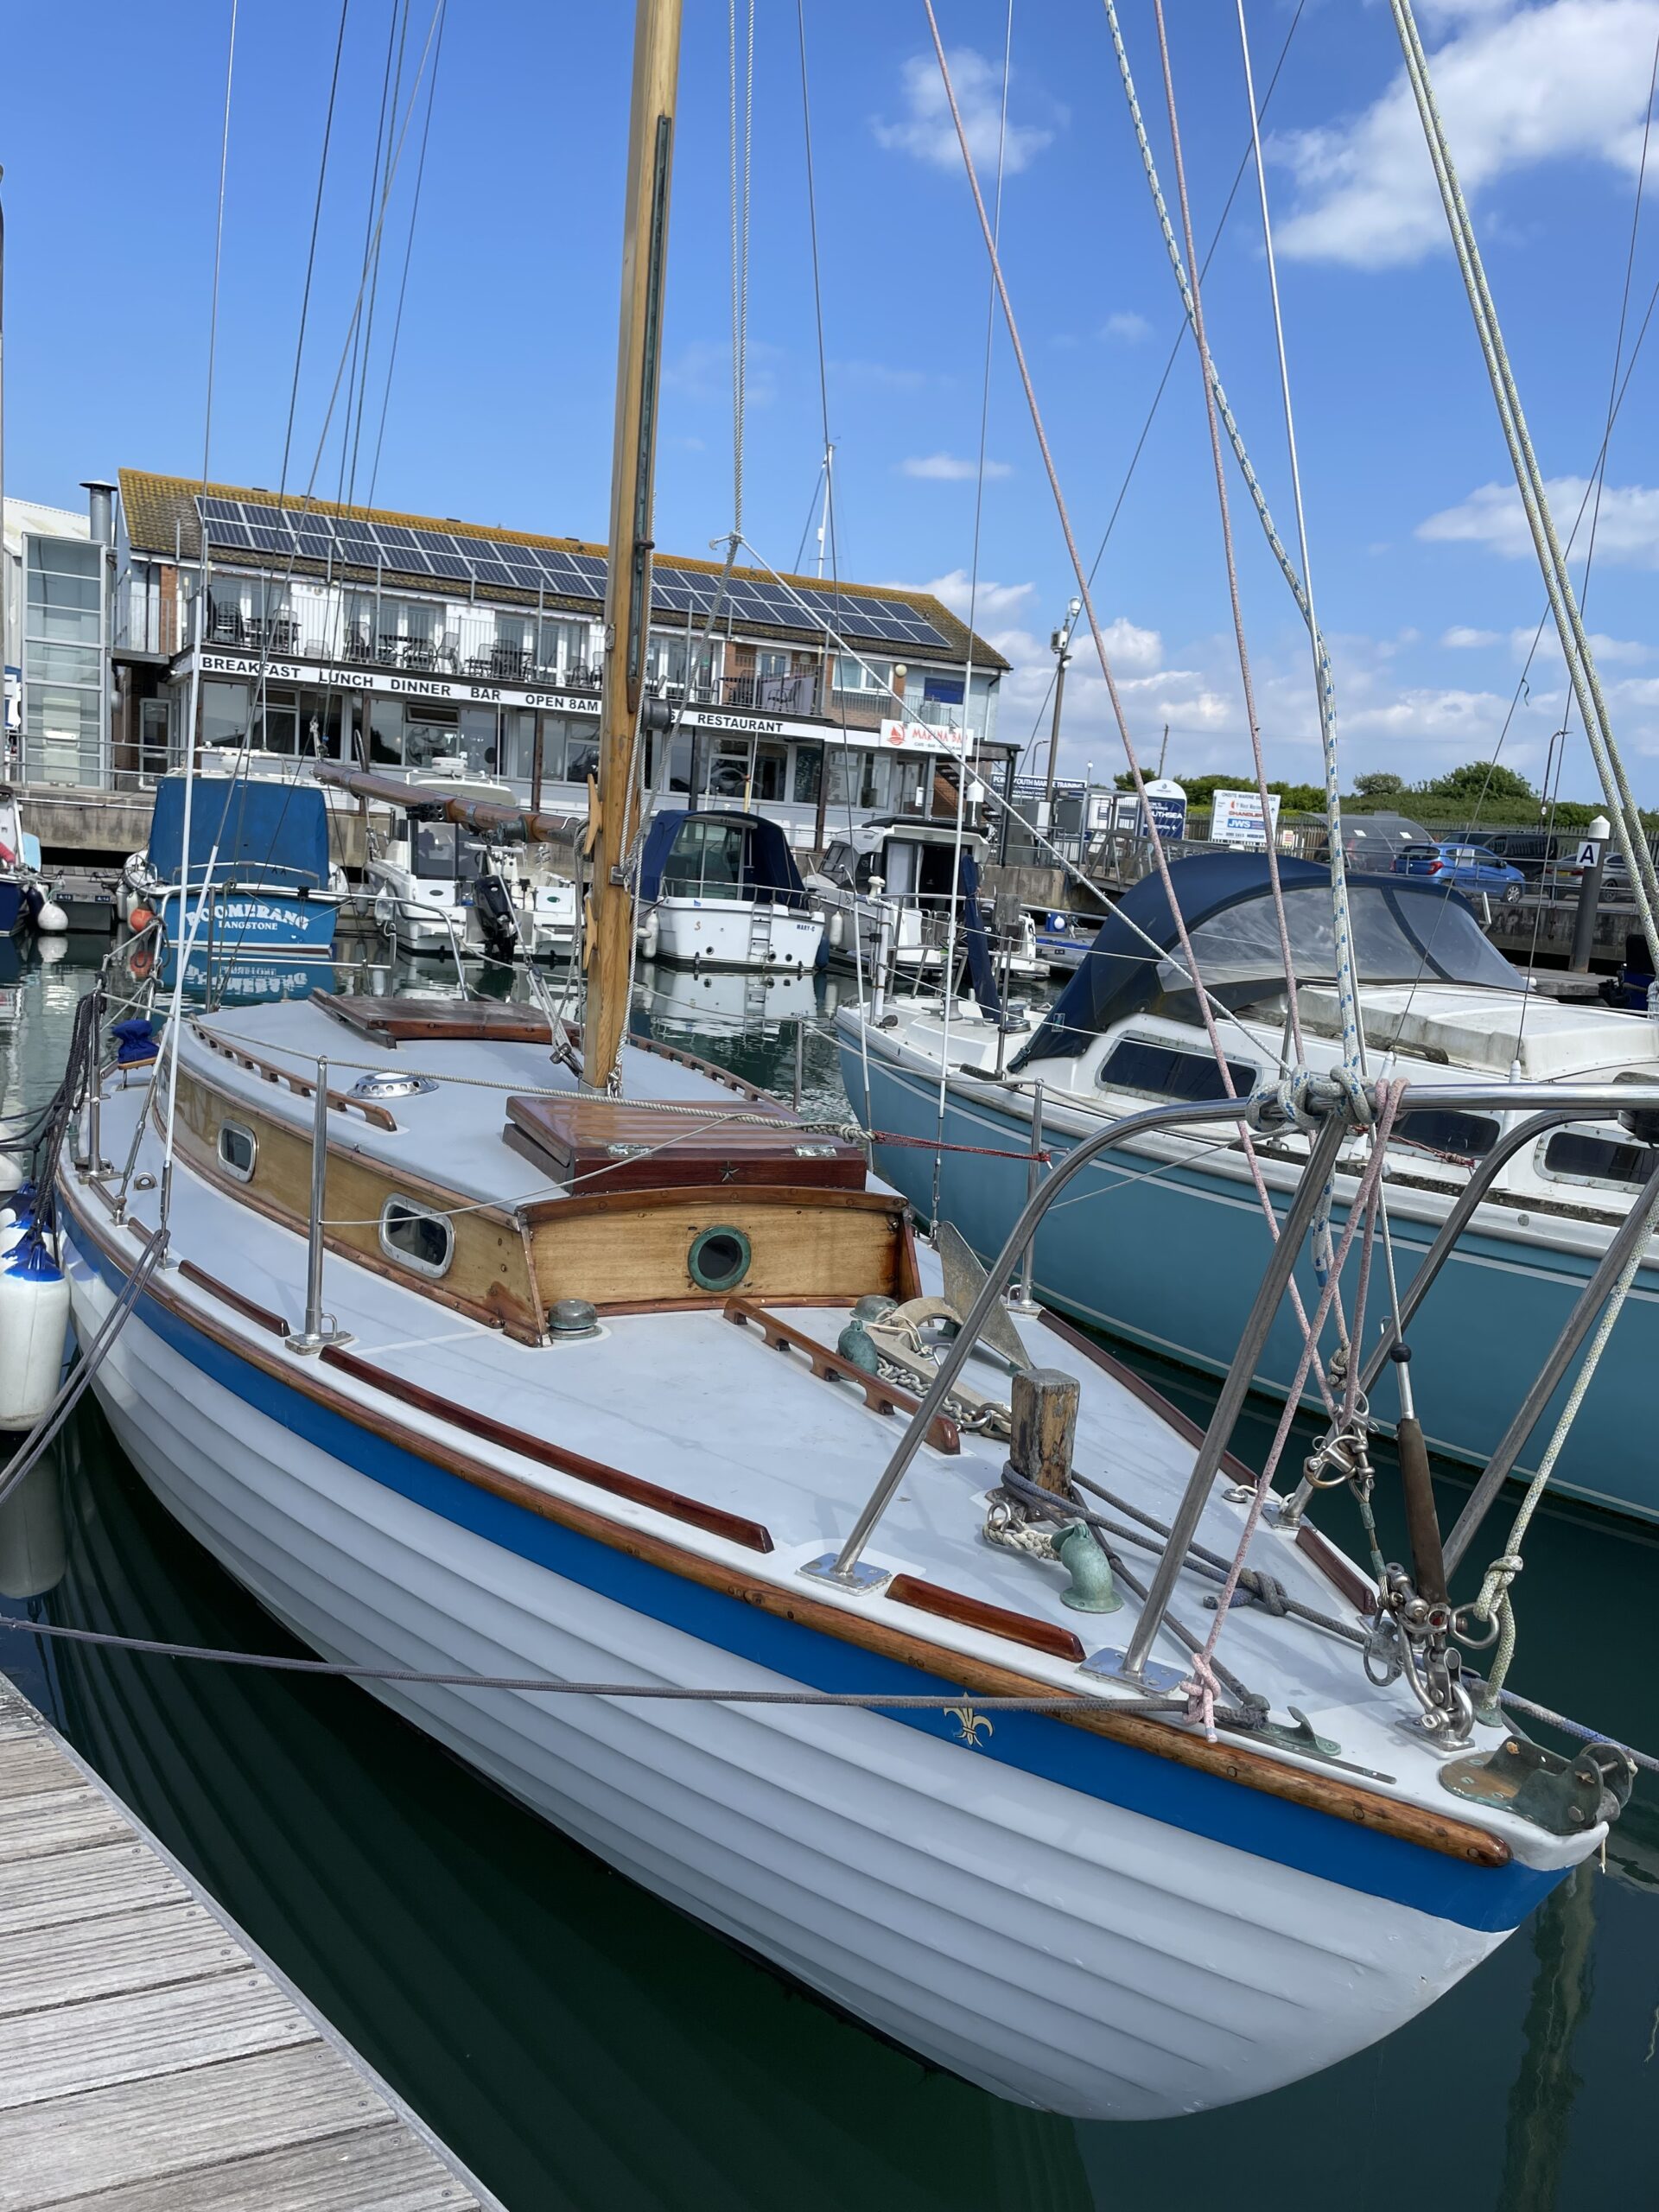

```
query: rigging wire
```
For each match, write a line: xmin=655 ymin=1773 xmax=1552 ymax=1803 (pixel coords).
xmin=367 ymin=0 xmax=448 ymax=506
xmin=928 ymin=0 xmax=1014 ymax=1229
xmin=1148 ymin=2 xmax=1306 ymax=1072
xmin=1009 ymin=0 xmax=1308 ymax=791
xmin=1388 ymin=0 xmax=1659 ymax=988
xmin=919 ymin=9 xmax=1349 ymax=1423
xmin=795 ymin=0 xmax=873 ymax=1121
xmin=159 ymin=0 xmax=238 ymax=1228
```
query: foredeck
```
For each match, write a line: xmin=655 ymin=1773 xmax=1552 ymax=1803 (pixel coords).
xmin=0 ymin=1674 xmax=502 ymax=2211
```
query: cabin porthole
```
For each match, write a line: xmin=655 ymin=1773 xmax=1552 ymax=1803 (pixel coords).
xmin=379 ymin=1196 xmax=455 ymax=1279
xmin=687 ymin=1225 xmax=752 ymax=1294
xmin=217 ymin=1122 xmax=257 ymax=1184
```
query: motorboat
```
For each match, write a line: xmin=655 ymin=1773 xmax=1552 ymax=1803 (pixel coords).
xmin=359 ymin=761 xmax=578 ymax=963
xmin=836 ymin=854 xmax=1659 ymax=1522
xmin=0 ymin=787 xmax=48 ymax=938
xmin=132 ymin=773 xmax=341 ymax=962
xmin=636 ymin=810 xmax=823 ymax=970
xmin=807 ymin=818 xmax=1041 ymax=982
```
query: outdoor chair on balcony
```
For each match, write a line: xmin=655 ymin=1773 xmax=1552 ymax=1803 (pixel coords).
xmin=438 ymin=630 xmax=461 ymax=672
xmin=402 ymin=639 xmax=438 ymax=672
xmin=209 ymin=611 xmax=244 ymax=646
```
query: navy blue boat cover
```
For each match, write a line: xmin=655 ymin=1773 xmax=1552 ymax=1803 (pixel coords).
xmin=149 ymin=775 xmax=330 ymax=892
xmin=636 ymin=810 xmax=810 ymax=907
xmin=1014 ymin=852 xmax=1519 ymax=1066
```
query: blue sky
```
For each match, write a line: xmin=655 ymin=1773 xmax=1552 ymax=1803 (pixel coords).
xmin=6 ymin=0 xmax=1659 ymax=798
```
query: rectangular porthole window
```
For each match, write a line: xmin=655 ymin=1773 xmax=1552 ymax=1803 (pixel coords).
xmin=217 ymin=1122 xmax=257 ymax=1183
xmin=1538 ymin=1128 xmax=1659 ymax=1193
xmin=1097 ymin=1037 xmax=1256 ymax=1103
xmin=1390 ymin=1109 xmax=1500 ymax=1161
xmin=379 ymin=1196 xmax=454 ymax=1278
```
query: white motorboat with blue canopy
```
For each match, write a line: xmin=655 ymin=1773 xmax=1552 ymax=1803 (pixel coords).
xmin=635 ymin=809 xmax=823 ymax=970
xmin=134 ymin=773 xmax=340 ymax=967
xmin=838 ymin=853 xmax=1659 ymax=1522
xmin=27 ymin=0 xmax=1646 ymax=2127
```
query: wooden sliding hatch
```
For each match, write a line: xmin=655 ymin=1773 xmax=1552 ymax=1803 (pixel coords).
xmin=505 ymin=1094 xmax=867 ymax=1194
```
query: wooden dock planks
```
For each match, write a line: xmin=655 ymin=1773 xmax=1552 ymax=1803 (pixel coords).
xmin=0 ymin=1675 xmax=503 ymax=2212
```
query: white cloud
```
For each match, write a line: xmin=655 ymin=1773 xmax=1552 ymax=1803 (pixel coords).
xmin=872 ymin=50 xmax=1057 ymax=177
xmin=901 ymin=571 xmax=1035 ymax=625
xmin=1505 ymin=625 xmax=1654 ymax=664
xmin=1420 ymin=476 xmax=1659 ymax=566
xmin=1273 ymin=0 xmax=1659 ymax=268
xmin=833 ymin=359 xmax=930 ymax=392
xmin=1102 ymin=310 xmax=1152 ymax=343
xmin=662 ymin=338 xmax=779 ymax=407
xmin=900 ymin=452 xmax=1013 ymax=481
xmin=1442 ymin=624 xmax=1502 ymax=647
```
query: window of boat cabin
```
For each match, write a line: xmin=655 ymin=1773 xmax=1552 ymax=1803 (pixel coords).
xmin=217 ymin=1122 xmax=257 ymax=1183
xmin=1098 ymin=1036 xmax=1257 ymax=1102
xmin=1538 ymin=1127 xmax=1659 ymax=1192
xmin=663 ymin=817 xmax=746 ymax=899
xmin=1389 ymin=1109 xmax=1500 ymax=1161
xmin=411 ymin=821 xmax=490 ymax=883
xmin=379 ymin=1197 xmax=454 ymax=1278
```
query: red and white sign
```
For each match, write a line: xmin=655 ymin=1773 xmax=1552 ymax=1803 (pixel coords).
xmin=879 ymin=718 xmax=967 ymax=756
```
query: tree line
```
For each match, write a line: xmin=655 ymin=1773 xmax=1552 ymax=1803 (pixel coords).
xmin=1113 ymin=761 xmax=1651 ymax=832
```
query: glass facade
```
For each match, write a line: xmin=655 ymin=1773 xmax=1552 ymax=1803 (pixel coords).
xmin=23 ymin=537 xmax=105 ymax=785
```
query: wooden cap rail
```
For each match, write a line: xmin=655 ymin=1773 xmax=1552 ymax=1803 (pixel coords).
xmin=188 ymin=1022 xmax=398 ymax=1130
xmin=724 ymin=1297 xmax=962 ymax=1455
xmin=885 ymin=1573 xmax=1087 ymax=1663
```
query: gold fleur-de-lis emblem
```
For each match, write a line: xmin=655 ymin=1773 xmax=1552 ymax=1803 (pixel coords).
xmin=944 ymin=1703 xmax=994 ymax=1748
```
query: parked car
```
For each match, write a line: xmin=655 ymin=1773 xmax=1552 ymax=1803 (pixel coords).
xmin=1392 ymin=841 xmax=1525 ymax=902
xmin=1313 ymin=812 xmax=1431 ymax=874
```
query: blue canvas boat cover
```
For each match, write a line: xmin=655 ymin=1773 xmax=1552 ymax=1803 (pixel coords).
xmin=1014 ymin=852 xmax=1522 ymax=1066
xmin=149 ymin=776 xmax=330 ymax=893
xmin=637 ymin=810 xmax=810 ymax=907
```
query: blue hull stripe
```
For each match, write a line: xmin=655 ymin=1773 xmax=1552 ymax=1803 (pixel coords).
xmin=61 ymin=1199 xmax=1560 ymax=1934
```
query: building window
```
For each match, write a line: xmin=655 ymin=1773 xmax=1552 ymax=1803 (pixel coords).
xmin=379 ymin=1196 xmax=455 ymax=1278
xmin=201 ymin=677 xmax=250 ymax=748
xmin=834 ymin=654 xmax=892 ymax=694
xmin=404 ymin=703 xmax=459 ymax=769
xmin=251 ymin=686 xmax=300 ymax=754
xmin=369 ymin=696 xmax=404 ymax=766
xmin=23 ymin=537 xmax=104 ymax=785
xmin=1097 ymin=1037 xmax=1257 ymax=1103
xmin=791 ymin=745 xmax=822 ymax=806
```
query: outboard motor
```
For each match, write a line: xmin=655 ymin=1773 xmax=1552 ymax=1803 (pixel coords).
xmin=474 ymin=873 xmax=520 ymax=963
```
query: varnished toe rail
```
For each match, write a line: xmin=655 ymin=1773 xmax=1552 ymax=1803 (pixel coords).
xmin=724 ymin=1297 xmax=961 ymax=1455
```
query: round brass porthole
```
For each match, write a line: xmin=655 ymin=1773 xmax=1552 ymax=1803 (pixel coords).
xmin=687 ymin=1224 xmax=752 ymax=1294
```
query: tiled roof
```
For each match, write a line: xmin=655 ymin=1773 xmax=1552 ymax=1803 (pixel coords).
xmin=117 ymin=469 xmax=1009 ymax=671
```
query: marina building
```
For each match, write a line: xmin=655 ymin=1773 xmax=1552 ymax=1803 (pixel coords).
xmin=3 ymin=490 xmax=108 ymax=779
xmin=104 ymin=469 xmax=1014 ymax=844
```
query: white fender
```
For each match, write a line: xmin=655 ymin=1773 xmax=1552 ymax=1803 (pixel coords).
xmin=0 ymin=1245 xmax=72 ymax=1431
xmin=640 ymin=908 xmax=660 ymax=960
xmin=827 ymin=908 xmax=844 ymax=951
xmin=33 ymin=899 xmax=69 ymax=936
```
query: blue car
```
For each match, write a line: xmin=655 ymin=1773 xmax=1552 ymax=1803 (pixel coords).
xmin=1392 ymin=840 xmax=1525 ymax=902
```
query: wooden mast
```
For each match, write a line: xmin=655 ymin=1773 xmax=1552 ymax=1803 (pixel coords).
xmin=583 ymin=0 xmax=683 ymax=1094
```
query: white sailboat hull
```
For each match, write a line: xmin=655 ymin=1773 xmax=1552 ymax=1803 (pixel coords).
xmin=67 ymin=1242 xmax=1511 ymax=2124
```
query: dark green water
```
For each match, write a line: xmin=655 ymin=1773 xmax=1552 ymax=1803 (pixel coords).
xmin=3 ymin=942 xmax=1656 ymax=2212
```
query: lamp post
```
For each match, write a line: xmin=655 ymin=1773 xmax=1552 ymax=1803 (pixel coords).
xmin=1042 ymin=595 xmax=1081 ymax=821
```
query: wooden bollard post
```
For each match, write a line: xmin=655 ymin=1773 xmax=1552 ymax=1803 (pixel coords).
xmin=1009 ymin=1367 xmax=1079 ymax=1496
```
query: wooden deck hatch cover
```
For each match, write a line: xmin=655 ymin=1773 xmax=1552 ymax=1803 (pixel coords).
xmin=505 ymin=1094 xmax=868 ymax=1193
xmin=316 ymin=992 xmax=556 ymax=1046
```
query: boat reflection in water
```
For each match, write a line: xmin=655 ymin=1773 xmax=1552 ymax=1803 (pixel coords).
xmin=17 ymin=1408 xmax=1658 ymax=2212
